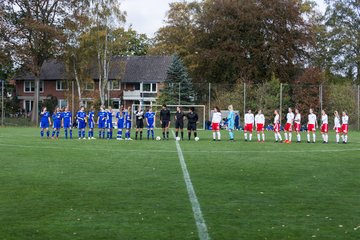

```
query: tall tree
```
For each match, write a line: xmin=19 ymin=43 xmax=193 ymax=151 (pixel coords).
xmin=323 ymin=0 xmax=360 ymax=83
xmin=159 ymin=55 xmax=195 ymax=105
xmin=1 ymin=0 xmax=74 ymax=124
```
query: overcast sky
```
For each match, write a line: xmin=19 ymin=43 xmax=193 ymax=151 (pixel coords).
xmin=121 ymin=0 xmax=327 ymax=38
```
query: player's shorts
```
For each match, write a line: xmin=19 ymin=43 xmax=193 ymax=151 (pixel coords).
xmin=321 ymin=123 xmax=328 ymax=133
xmin=335 ymin=127 xmax=342 ymax=133
xmin=117 ymin=121 xmax=124 ymax=129
xmin=64 ymin=121 xmax=71 ymax=129
xmin=244 ymin=123 xmax=253 ymax=132
xmin=256 ymin=123 xmax=264 ymax=132
xmin=107 ymin=121 xmax=113 ymax=129
xmin=285 ymin=123 xmax=292 ymax=132
xmin=175 ymin=120 xmax=184 ymax=129
xmin=341 ymin=124 xmax=348 ymax=133
xmin=188 ymin=123 xmax=197 ymax=131
xmin=98 ymin=121 xmax=106 ymax=129
xmin=294 ymin=122 xmax=301 ymax=132
xmin=78 ymin=121 xmax=86 ymax=129
xmin=88 ymin=121 xmax=94 ymax=129
xmin=161 ymin=120 xmax=170 ymax=128
xmin=126 ymin=122 xmax=132 ymax=129
xmin=53 ymin=121 xmax=61 ymax=129
xmin=274 ymin=123 xmax=280 ymax=132
xmin=147 ymin=121 xmax=154 ymax=129
xmin=307 ymin=124 xmax=315 ymax=132
xmin=212 ymin=122 xmax=220 ymax=131
xmin=136 ymin=120 xmax=144 ymax=128
xmin=40 ymin=121 xmax=49 ymax=129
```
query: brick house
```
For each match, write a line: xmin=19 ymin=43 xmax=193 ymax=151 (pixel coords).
xmin=15 ymin=55 xmax=173 ymax=113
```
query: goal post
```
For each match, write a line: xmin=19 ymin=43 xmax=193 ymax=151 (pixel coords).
xmin=130 ymin=104 xmax=206 ymax=130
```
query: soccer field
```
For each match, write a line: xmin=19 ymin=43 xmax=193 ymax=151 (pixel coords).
xmin=0 ymin=128 xmax=359 ymax=240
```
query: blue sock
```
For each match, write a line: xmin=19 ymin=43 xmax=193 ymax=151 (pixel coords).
xmin=151 ymin=130 xmax=154 ymax=138
xmin=78 ymin=130 xmax=81 ymax=138
xmin=65 ymin=129 xmax=68 ymax=139
xmin=46 ymin=131 xmax=50 ymax=137
xmin=102 ymin=131 xmax=105 ymax=139
xmin=107 ymin=131 xmax=110 ymax=139
xmin=91 ymin=130 xmax=94 ymax=138
xmin=40 ymin=130 xmax=44 ymax=137
xmin=52 ymin=130 xmax=55 ymax=137
xmin=147 ymin=129 xmax=150 ymax=138
xmin=109 ymin=131 xmax=112 ymax=139
xmin=70 ymin=129 xmax=72 ymax=139
xmin=88 ymin=130 xmax=91 ymax=138
xmin=99 ymin=131 xmax=101 ymax=138
xmin=56 ymin=130 xmax=59 ymax=138
xmin=82 ymin=130 xmax=85 ymax=138
xmin=229 ymin=131 xmax=234 ymax=139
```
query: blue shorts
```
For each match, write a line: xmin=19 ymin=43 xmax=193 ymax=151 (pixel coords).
xmin=40 ymin=121 xmax=49 ymax=128
xmin=117 ymin=121 xmax=124 ymax=129
xmin=53 ymin=121 xmax=61 ymax=129
xmin=64 ymin=121 xmax=71 ymax=129
xmin=107 ymin=121 xmax=113 ymax=129
xmin=147 ymin=121 xmax=154 ymax=128
xmin=126 ymin=122 xmax=131 ymax=129
xmin=88 ymin=121 xmax=94 ymax=129
xmin=78 ymin=121 xmax=86 ymax=129
xmin=98 ymin=121 xmax=106 ymax=129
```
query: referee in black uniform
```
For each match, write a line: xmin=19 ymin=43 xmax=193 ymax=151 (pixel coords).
xmin=135 ymin=106 xmax=144 ymax=140
xmin=160 ymin=104 xmax=171 ymax=139
xmin=175 ymin=106 xmax=185 ymax=140
xmin=186 ymin=107 xmax=199 ymax=140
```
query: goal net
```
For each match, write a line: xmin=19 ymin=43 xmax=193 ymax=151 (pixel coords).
xmin=130 ymin=104 xmax=206 ymax=130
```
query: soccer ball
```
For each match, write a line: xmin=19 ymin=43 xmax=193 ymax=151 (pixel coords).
xmin=175 ymin=137 xmax=181 ymax=141
xmin=156 ymin=136 xmax=161 ymax=141
xmin=194 ymin=137 xmax=200 ymax=141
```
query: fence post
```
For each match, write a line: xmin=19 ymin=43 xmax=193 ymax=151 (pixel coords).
xmin=208 ymin=83 xmax=211 ymax=120
xmin=358 ymin=85 xmax=359 ymax=131
xmin=280 ymin=83 xmax=283 ymax=125
xmin=178 ymin=83 xmax=181 ymax=105
xmin=319 ymin=84 xmax=323 ymax=112
xmin=1 ymin=79 xmax=4 ymax=126
xmin=71 ymin=80 xmax=75 ymax=117
xmin=243 ymin=82 xmax=246 ymax=117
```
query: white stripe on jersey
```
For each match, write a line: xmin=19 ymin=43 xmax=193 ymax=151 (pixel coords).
xmin=342 ymin=115 xmax=349 ymax=124
xmin=308 ymin=113 xmax=317 ymax=124
xmin=274 ymin=114 xmax=280 ymax=124
xmin=294 ymin=113 xmax=301 ymax=123
xmin=255 ymin=114 xmax=265 ymax=124
xmin=286 ymin=112 xmax=294 ymax=124
xmin=321 ymin=114 xmax=328 ymax=124
xmin=245 ymin=113 xmax=254 ymax=124
xmin=212 ymin=112 xmax=222 ymax=123
xmin=334 ymin=117 xmax=341 ymax=128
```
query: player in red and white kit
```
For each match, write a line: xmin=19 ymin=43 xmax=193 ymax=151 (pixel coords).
xmin=255 ymin=110 xmax=265 ymax=142
xmin=294 ymin=109 xmax=301 ymax=143
xmin=341 ymin=111 xmax=349 ymax=144
xmin=307 ymin=108 xmax=318 ymax=143
xmin=333 ymin=111 xmax=341 ymax=143
xmin=244 ymin=109 xmax=254 ymax=141
xmin=320 ymin=110 xmax=328 ymax=143
xmin=273 ymin=110 xmax=283 ymax=143
xmin=284 ymin=108 xmax=294 ymax=143
xmin=211 ymin=107 xmax=222 ymax=141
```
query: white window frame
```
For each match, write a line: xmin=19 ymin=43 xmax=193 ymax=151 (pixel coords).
xmin=109 ymin=80 xmax=121 ymax=90
xmin=24 ymin=100 xmax=33 ymax=112
xmin=56 ymin=80 xmax=69 ymax=91
xmin=24 ymin=81 xmax=44 ymax=93
xmin=143 ymin=83 xmax=157 ymax=93
xmin=58 ymin=99 xmax=68 ymax=109
xmin=85 ymin=81 xmax=95 ymax=91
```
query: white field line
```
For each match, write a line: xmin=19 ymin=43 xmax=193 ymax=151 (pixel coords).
xmin=172 ymin=131 xmax=210 ymax=240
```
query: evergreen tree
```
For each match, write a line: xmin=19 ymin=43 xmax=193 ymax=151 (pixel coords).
xmin=159 ymin=55 xmax=195 ymax=105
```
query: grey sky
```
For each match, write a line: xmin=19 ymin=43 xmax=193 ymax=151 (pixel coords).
xmin=121 ymin=0 xmax=327 ymax=37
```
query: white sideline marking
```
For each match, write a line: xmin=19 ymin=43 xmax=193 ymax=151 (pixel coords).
xmin=172 ymin=131 xmax=210 ymax=240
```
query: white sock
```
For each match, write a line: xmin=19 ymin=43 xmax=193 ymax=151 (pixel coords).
xmin=325 ymin=134 xmax=328 ymax=142
xmin=345 ymin=135 xmax=348 ymax=142
xmin=313 ymin=133 xmax=316 ymax=142
xmin=249 ymin=134 xmax=252 ymax=141
xmin=262 ymin=133 xmax=265 ymax=141
xmin=307 ymin=133 xmax=310 ymax=142
xmin=321 ymin=133 xmax=324 ymax=141
xmin=277 ymin=132 xmax=282 ymax=141
xmin=289 ymin=133 xmax=292 ymax=141
xmin=336 ymin=134 xmax=339 ymax=143
xmin=275 ymin=133 xmax=278 ymax=141
xmin=217 ymin=131 xmax=221 ymax=140
xmin=244 ymin=133 xmax=247 ymax=140
xmin=284 ymin=132 xmax=288 ymax=141
xmin=341 ymin=135 xmax=344 ymax=141
xmin=257 ymin=134 xmax=260 ymax=141
xmin=213 ymin=132 xmax=216 ymax=139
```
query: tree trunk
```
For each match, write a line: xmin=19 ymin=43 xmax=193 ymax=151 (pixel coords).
xmin=98 ymin=51 xmax=104 ymax=105
xmin=31 ymin=76 xmax=40 ymax=125
xmin=73 ymin=60 xmax=82 ymax=107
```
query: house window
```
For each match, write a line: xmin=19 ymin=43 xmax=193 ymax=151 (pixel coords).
xmin=81 ymin=99 xmax=93 ymax=108
xmin=85 ymin=82 xmax=94 ymax=91
xmin=56 ymin=80 xmax=68 ymax=91
xmin=58 ymin=99 xmax=68 ymax=109
xmin=24 ymin=81 xmax=44 ymax=93
xmin=24 ymin=100 xmax=33 ymax=113
xmin=109 ymin=80 xmax=121 ymax=90
xmin=143 ymin=83 xmax=157 ymax=93
xmin=134 ymin=83 xmax=140 ymax=90
xmin=112 ymin=99 xmax=121 ymax=109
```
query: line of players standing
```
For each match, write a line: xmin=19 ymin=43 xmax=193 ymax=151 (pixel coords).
xmin=211 ymin=105 xmax=349 ymax=144
xmin=39 ymin=104 xmax=199 ymax=141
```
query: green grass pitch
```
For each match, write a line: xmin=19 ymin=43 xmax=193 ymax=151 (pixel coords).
xmin=0 ymin=127 xmax=359 ymax=240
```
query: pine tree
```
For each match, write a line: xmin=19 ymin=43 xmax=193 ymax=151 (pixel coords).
xmin=159 ymin=55 xmax=195 ymax=105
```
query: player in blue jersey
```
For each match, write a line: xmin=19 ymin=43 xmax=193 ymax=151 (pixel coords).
xmin=97 ymin=105 xmax=107 ymax=139
xmin=106 ymin=106 xmax=114 ymax=139
xmin=51 ymin=107 xmax=62 ymax=139
xmin=145 ymin=107 xmax=156 ymax=140
xmin=116 ymin=108 xmax=125 ymax=140
xmin=77 ymin=106 xmax=87 ymax=139
xmin=227 ymin=105 xmax=235 ymax=141
xmin=125 ymin=106 xmax=132 ymax=140
xmin=40 ymin=106 xmax=52 ymax=138
xmin=62 ymin=106 xmax=73 ymax=139
xmin=87 ymin=106 xmax=96 ymax=139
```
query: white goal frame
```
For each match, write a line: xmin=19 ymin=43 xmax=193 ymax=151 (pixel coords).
xmin=131 ymin=104 xmax=206 ymax=130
